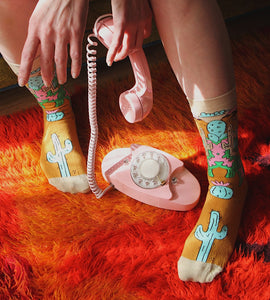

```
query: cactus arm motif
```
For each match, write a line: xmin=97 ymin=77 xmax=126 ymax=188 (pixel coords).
xmin=210 ymin=181 xmax=233 ymax=199
xmin=46 ymin=133 xmax=73 ymax=177
xmin=195 ymin=211 xmax=228 ymax=263
xmin=46 ymin=111 xmax=65 ymax=122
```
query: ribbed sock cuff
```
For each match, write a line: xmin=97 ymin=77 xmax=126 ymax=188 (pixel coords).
xmin=187 ymin=88 xmax=237 ymax=119
xmin=4 ymin=56 xmax=40 ymax=76
xmin=4 ymin=59 xmax=20 ymax=75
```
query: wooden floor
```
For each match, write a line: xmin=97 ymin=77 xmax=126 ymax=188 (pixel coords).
xmin=0 ymin=8 xmax=270 ymax=116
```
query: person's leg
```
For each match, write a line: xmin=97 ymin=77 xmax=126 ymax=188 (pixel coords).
xmin=149 ymin=0 xmax=234 ymax=99
xmin=150 ymin=0 xmax=247 ymax=282
xmin=0 ymin=0 xmax=38 ymax=64
xmin=0 ymin=0 xmax=89 ymax=193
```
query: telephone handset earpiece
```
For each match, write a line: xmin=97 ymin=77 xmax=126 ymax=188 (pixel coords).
xmin=93 ymin=14 xmax=153 ymax=123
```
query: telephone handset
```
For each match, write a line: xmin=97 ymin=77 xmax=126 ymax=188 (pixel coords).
xmin=93 ymin=14 xmax=153 ymax=123
xmin=86 ymin=15 xmax=200 ymax=211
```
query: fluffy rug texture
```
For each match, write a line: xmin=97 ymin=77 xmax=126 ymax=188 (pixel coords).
xmin=0 ymin=25 xmax=270 ymax=299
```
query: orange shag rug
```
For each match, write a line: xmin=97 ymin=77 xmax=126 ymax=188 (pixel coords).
xmin=1 ymin=26 xmax=270 ymax=299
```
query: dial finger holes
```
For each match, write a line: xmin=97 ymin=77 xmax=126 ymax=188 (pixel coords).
xmin=130 ymin=151 xmax=170 ymax=189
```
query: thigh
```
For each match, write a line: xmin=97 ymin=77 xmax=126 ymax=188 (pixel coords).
xmin=0 ymin=0 xmax=38 ymax=63
xmin=149 ymin=0 xmax=193 ymax=88
xmin=149 ymin=0 xmax=234 ymax=99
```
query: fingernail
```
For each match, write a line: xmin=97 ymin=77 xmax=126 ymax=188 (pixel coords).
xmin=106 ymin=60 xmax=112 ymax=67
xmin=18 ymin=79 xmax=25 ymax=87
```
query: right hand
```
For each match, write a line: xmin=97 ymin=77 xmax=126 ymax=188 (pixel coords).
xmin=18 ymin=0 xmax=89 ymax=87
xmin=106 ymin=0 xmax=152 ymax=66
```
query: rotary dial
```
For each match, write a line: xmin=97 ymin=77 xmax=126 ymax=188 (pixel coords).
xmin=130 ymin=151 xmax=170 ymax=189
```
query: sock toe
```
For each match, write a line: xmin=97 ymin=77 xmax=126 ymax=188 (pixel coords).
xmin=48 ymin=174 xmax=90 ymax=194
xmin=178 ymin=256 xmax=223 ymax=283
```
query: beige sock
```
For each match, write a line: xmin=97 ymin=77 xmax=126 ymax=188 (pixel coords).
xmin=7 ymin=58 xmax=89 ymax=193
xmin=178 ymin=89 xmax=247 ymax=282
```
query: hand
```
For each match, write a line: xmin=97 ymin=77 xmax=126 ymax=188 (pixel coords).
xmin=106 ymin=0 xmax=152 ymax=66
xmin=18 ymin=0 xmax=89 ymax=87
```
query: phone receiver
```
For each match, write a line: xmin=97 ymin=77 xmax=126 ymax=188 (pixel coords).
xmin=101 ymin=144 xmax=201 ymax=211
xmin=93 ymin=15 xmax=153 ymax=123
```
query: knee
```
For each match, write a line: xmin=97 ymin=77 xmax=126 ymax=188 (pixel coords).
xmin=0 ymin=0 xmax=21 ymax=9
xmin=178 ymin=0 xmax=198 ymax=16
xmin=178 ymin=0 xmax=211 ymax=19
xmin=0 ymin=0 xmax=36 ymax=16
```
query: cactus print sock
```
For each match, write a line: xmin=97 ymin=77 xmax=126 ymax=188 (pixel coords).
xmin=178 ymin=89 xmax=247 ymax=283
xmin=7 ymin=58 xmax=90 ymax=193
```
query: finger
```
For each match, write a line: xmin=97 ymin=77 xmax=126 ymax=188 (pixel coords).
xmin=135 ymin=27 xmax=144 ymax=49
xmin=144 ymin=16 xmax=152 ymax=39
xmin=18 ymin=36 xmax=40 ymax=87
xmin=106 ymin=28 xmax=124 ymax=66
xmin=54 ymin=38 xmax=68 ymax=85
xmin=114 ymin=29 xmax=136 ymax=62
xmin=70 ymin=35 xmax=82 ymax=79
xmin=38 ymin=28 xmax=56 ymax=87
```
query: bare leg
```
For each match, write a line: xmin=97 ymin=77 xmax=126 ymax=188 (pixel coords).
xmin=149 ymin=0 xmax=234 ymax=100
xmin=0 ymin=0 xmax=38 ymax=63
xmin=150 ymin=0 xmax=247 ymax=283
xmin=0 ymin=0 xmax=89 ymax=193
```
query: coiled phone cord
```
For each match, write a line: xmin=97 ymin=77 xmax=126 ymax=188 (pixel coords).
xmin=86 ymin=33 xmax=113 ymax=198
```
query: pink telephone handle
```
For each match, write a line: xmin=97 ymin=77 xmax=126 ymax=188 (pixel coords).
xmin=93 ymin=15 xmax=153 ymax=123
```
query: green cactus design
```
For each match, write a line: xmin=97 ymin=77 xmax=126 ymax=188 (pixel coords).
xmin=47 ymin=133 xmax=73 ymax=177
xmin=46 ymin=111 xmax=65 ymax=122
xmin=46 ymin=86 xmax=68 ymax=107
xmin=28 ymin=75 xmax=44 ymax=91
xmin=195 ymin=211 xmax=228 ymax=263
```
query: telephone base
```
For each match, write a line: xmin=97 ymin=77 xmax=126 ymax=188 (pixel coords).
xmin=101 ymin=144 xmax=201 ymax=211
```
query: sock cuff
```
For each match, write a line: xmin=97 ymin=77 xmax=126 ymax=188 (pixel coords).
xmin=5 ymin=59 xmax=20 ymax=75
xmin=187 ymin=88 xmax=237 ymax=119
xmin=4 ymin=56 xmax=41 ymax=76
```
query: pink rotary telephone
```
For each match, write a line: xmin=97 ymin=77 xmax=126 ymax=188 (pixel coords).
xmin=86 ymin=15 xmax=200 ymax=211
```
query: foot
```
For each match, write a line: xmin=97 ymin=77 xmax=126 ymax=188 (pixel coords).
xmin=39 ymin=97 xmax=90 ymax=194
xmin=178 ymin=103 xmax=247 ymax=282
xmin=178 ymin=179 xmax=247 ymax=282
xmin=5 ymin=57 xmax=90 ymax=193
xmin=26 ymin=66 xmax=89 ymax=193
